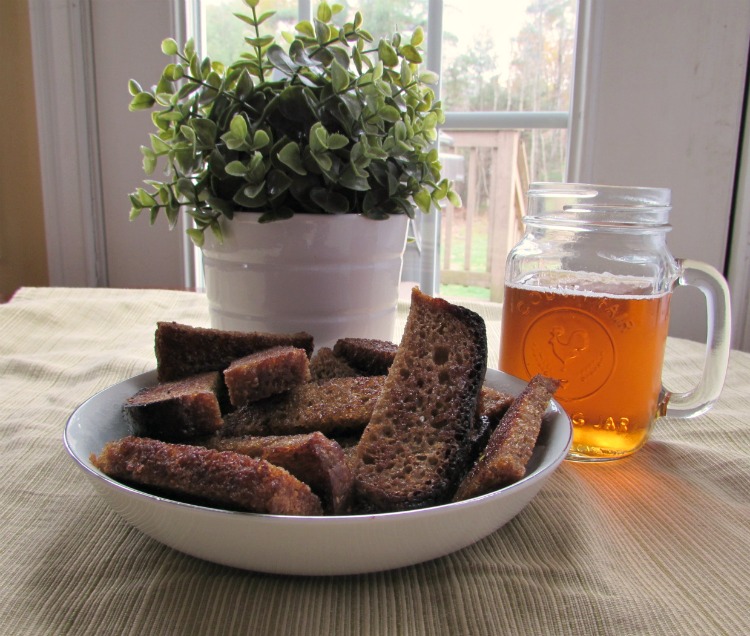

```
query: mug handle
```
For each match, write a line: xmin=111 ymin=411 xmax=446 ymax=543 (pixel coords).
xmin=662 ymin=259 xmax=732 ymax=418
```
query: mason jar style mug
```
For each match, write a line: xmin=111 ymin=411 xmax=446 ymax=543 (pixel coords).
xmin=499 ymin=183 xmax=731 ymax=461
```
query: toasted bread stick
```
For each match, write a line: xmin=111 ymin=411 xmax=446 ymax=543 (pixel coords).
xmin=453 ymin=374 xmax=560 ymax=502
xmin=155 ymin=321 xmax=314 ymax=382
xmin=123 ymin=371 xmax=224 ymax=442
xmin=354 ymin=288 xmax=488 ymax=512
xmin=222 ymin=376 xmax=384 ymax=437
xmin=205 ymin=432 xmax=353 ymax=514
xmin=224 ymin=346 xmax=310 ymax=407
xmin=92 ymin=436 xmax=322 ymax=516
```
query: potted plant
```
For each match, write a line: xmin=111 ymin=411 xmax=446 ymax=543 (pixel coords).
xmin=127 ymin=0 xmax=460 ymax=347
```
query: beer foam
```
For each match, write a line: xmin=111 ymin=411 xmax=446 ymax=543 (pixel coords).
xmin=511 ymin=270 xmax=668 ymax=300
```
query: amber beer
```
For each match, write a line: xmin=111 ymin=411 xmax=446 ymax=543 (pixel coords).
xmin=499 ymin=275 xmax=672 ymax=460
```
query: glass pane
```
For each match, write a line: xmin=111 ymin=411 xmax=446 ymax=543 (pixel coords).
xmin=336 ymin=0 xmax=428 ymax=44
xmin=438 ymin=126 xmax=570 ymax=302
xmin=442 ymin=0 xmax=577 ymax=114
xmin=202 ymin=0 xmax=298 ymax=64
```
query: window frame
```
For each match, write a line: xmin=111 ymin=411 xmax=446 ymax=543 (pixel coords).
xmin=28 ymin=0 xmax=750 ymax=349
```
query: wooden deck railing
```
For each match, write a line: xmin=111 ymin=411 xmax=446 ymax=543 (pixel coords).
xmin=440 ymin=130 xmax=529 ymax=302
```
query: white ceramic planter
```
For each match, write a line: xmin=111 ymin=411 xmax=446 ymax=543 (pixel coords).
xmin=201 ymin=213 xmax=409 ymax=350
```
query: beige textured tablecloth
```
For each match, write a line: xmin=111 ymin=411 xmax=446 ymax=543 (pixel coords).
xmin=1 ymin=287 xmax=749 ymax=635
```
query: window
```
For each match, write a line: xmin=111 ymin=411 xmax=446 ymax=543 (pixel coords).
xmin=193 ymin=0 xmax=577 ymax=300
xmin=29 ymin=0 xmax=748 ymax=348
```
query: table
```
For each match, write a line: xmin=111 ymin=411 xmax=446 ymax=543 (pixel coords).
xmin=2 ymin=287 xmax=749 ymax=635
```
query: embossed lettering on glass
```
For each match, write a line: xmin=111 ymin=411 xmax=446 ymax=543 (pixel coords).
xmin=499 ymin=183 xmax=731 ymax=461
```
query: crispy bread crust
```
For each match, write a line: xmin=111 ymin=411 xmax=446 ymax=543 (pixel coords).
xmin=91 ymin=436 xmax=323 ymax=515
xmin=221 ymin=376 xmax=385 ymax=437
xmin=332 ymin=338 xmax=398 ymax=376
xmin=353 ymin=288 xmax=487 ymax=511
xmin=224 ymin=346 xmax=311 ymax=407
xmin=309 ymin=347 xmax=360 ymax=381
xmin=206 ymin=432 xmax=353 ymax=514
xmin=155 ymin=322 xmax=314 ymax=382
xmin=453 ymin=374 xmax=559 ymax=502
xmin=123 ymin=371 xmax=224 ymax=442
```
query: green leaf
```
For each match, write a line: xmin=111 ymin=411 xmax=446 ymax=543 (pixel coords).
xmin=447 ymin=189 xmax=462 ymax=207
xmin=245 ymin=35 xmax=275 ymax=48
xmin=311 ymin=150 xmax=333 ymax=172
xmin=327 ymin=133 xmax=349 ymax=150
xmin=317 ymin=1 xmax=332 ymax=22
xmin=419 ymin=70 xmax=439 ymax=85
xmin=255 ymin=10 xmax=275 ymax=24
xmin=235 ymin=68 xmax=254 ymax=99
xmin=339 ymin=166 xmax=370 ymax=191
xmin=180 ymin=125 xmax=196 ymax=145
xmin=128 ymin=92 xmax=155 ymax=112
xmin=221 ymin=131 xmax=244 ymax=151
xmin=378 ymin=40 xmax=399 ymax=67
xmin=314 ymin=19 xmax=331 ymax=46
xmin=184 ymin=38 xmax=196 ymax=60
xmin=421 ymin=112 xmax=438 ymax=131
xmin=161 ymin=38 xmax=179 ymax=56
xmin=243 ymin=181 xmax=266 ymax=199
xmin=378 ymin=105 xmax=401 ymax=123
xmin=176 ymin=178 xmax=196 ymax=201
xmin=277 ymin=141 xmax=307 ymax=175
xmin=128 ymin=79 xmax=143 ymax=96
xmin=410 ymin=27 xmax=424 ymax=47
xmin=186 ymin=227 xmax=205 ymax=247
xmin=267 ymin=44 xmax=297 ymax=77
xmin=137 ymin=187 xmax=158 ymax=207
xmin=162 ymin=63 xmax=184 ymax=82
xmin=400 ymin=59 xmax=413 ymax=86
xmin=252 ymin=129 xmax=270 ymax=150
xmin=225 ymin=160 xmax=248 ymax=177
xmin=414 ymin=188 xmax=432 ymax=213
xmin=400 ymin=44 xmax=422 ymax=64
xmin=330 ymin=59 xmax=350 ymax=93
xmin=310 ymin=123 xmax=328 ymax=152
xmin=310 ymin=187 xmax=349 ymax=213
xmin=140 ymin=146 xmax=157 ymax=174
xmin=191 ymin=118 xmax=217 ymax=147
xmin=295 ymin=20 xmax=315 ymax=38
xmin=149 ymin=134 xmax=170 ymax=155
xmin=247 ymin=152 xmax=267 ymax=182
xmin=175 ymin=82 xmax=200 ymax=99
xmin=229 ymin=114 xmax=248 ymax=139
xmin=266 ymin=169 xmax=292 ymax=199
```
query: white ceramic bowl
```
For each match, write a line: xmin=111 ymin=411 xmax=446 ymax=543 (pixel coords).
xmin=64 ymin=368 xmax=572 ymax=576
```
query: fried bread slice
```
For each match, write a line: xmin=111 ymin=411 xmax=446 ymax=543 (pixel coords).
xmin=469 ymin=386 xmax=515 ymax=459
xmin=309 ymin=347 xmax=360 ymax=381
xmin=91 ymin=436 xmax=323 ymax=515
xmin=332 ymin=338 xmax=398 ymax=376
xmin=353 ymin=287 xmax=487 ymax=512
xmin=221 ymin=376 xmax=385 ymax=437
xmin=453 ymin=374 xmax=560 ymax=502
xmin=224 ymin=346 xmax=310 ymax=407
xmin=205 ymin=432 xmax=353 ymax=514
xmin=123 ymin=371 xmax=224 ymax=442
xmin=155 ymin=322 xmax=314 ymax=382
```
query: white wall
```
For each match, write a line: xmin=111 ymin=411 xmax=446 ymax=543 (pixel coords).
xmin=29 ymin=0 xmax=188 ymax=290
xmin=91 ymin=1 xmax=188 ymax=289
xmin=569 ymin=0 xmax=750 ymax=345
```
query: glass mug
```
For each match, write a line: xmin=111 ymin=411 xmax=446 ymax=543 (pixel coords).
xmin=499 ymin=183 xmax=731 ymax=461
